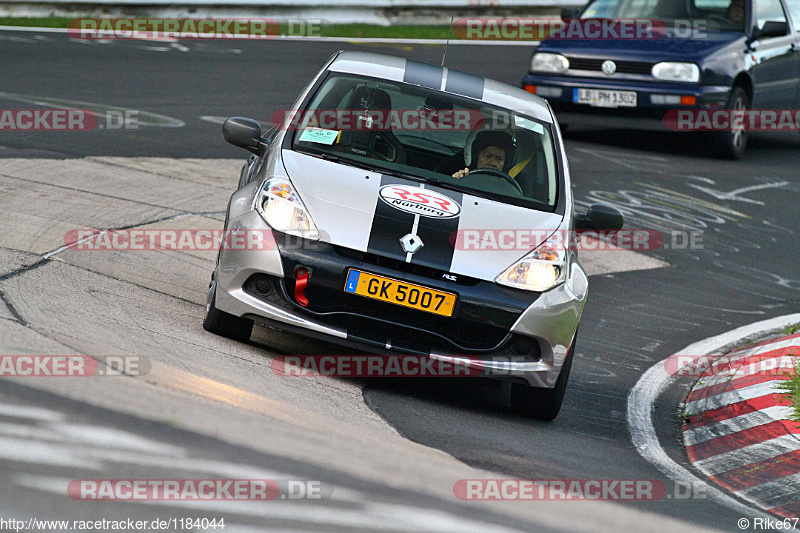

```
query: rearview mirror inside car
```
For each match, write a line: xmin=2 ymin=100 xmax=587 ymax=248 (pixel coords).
xmin=575 ymin=203 xmax=624 ymax=231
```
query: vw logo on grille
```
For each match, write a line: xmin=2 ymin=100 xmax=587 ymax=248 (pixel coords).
xmin=601 ymin=60 xmax=617 ymax=75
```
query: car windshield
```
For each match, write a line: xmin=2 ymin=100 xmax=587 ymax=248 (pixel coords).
xmin=580 ymin=0 xmax=747 ymax=32
xmin=289 ymin=73 xmax=559 ymax=211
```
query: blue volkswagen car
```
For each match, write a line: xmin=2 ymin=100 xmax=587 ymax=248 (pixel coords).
xmin=522 ymin=0 xmax=800 ymax=158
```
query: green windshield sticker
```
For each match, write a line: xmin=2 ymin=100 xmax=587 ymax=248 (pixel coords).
xmin=299 ymin=128 xmax=340 ymax=145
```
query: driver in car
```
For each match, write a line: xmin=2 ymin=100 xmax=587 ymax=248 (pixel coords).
xmin=451 ymin=130 xmax=516 ymax=178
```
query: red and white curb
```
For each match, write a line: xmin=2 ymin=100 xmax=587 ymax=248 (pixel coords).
xmin=683 ymin=333 xmax=800 ymax=518
xmin=628 ymin=313 xmax=800 ymax=521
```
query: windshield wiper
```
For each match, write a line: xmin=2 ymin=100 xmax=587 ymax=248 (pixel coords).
xmin=317 ymin=152 xmax=383 ymax=173
xmin=302 ymin=149 xmax=496 ymax=200
xmin=418 ymin=176 xmax=496 ymax=200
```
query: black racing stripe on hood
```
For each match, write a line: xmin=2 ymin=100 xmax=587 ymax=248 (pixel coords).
xmin=408 ymin=185 xmax=462 ymax=272
xmin=403 ymin=60 xmax=444 ymax=90
xmin=444 ymin=70 xmax=485 ymax=99
xmin=366 ymin=175 xmax=417 ymax=263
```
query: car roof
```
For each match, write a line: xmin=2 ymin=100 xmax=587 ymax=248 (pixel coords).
xmin=328 ymin=51 xmax=554 ymax=124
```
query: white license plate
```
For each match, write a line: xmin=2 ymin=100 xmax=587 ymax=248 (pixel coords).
xmin=573 ymin=88 xmax=637 ymax=108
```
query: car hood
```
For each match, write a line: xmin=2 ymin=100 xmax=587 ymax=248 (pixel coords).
xmin=281 ymin=150 xmax=564 ymax=282
xmin=538 ymin=31 xmax=744 ymax=62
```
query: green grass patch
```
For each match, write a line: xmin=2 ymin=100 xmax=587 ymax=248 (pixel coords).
xmin=777 ymin=359 xmax=800 ymax=422
xmin=784 ymin=323 xmax=800 ymax=335
xmin=0 ymin=16 xmax=72 ymax=28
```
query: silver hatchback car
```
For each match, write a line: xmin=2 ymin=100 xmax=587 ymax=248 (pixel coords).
xmin=204 ymin=51 xmax=623 ymax=420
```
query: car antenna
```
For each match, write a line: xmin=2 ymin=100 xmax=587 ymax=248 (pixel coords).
xmin=441 ymin=16 xmax=454 ymax=67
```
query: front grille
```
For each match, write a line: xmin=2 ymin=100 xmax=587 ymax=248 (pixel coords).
xmin=567 ymin=57 xmax=654 ymax=75
xmin=333 ymin=246 xmax=478 ymax=286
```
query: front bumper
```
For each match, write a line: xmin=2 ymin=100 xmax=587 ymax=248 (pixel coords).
xmin=214 ymin=211 xmax=587 ymax=388
xmin=521 ymin=74 xmax=731 ymax=130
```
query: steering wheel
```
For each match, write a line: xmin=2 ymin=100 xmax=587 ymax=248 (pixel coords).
xmin=468 ymin=168 xmax=524 ymax=195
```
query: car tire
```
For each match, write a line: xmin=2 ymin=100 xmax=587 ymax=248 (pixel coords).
xmin=203 ymin=270 xmax=253 ymax=342
xmin=509 ymin=334 xmax=576 ymax=421
xmin=712 ymin=86 xmax=748 ymax=160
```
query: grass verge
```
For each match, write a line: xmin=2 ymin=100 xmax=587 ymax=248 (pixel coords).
xmin=0 ymin=18 xmax=457 ymax=39
xmin=777 ymin=359 xmax=800 ymax=422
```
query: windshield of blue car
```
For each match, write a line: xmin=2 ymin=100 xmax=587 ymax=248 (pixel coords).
xmin=289 ymin=73 xmax=559 ymax=212
xmin=580 ymin=0 xmax=747 ymax=32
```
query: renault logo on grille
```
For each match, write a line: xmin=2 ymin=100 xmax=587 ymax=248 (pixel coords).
xmin=601 ymin=60 xmax=617 ymax=75
xmin=400 ymin=233 xmax=424 ymax=254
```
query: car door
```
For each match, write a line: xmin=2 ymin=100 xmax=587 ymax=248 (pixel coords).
xmin=748 ymin=0 xmax=800 ymax=109
xmin=782 ymin=0 xmax=800 ymax=105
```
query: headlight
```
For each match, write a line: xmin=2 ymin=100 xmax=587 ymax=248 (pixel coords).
xmin=651 ymin=62 xmax=700 ymax=83
xmin=531 ymin=53 xmax=570 ymax=74
xmin=496 ymin=236 xmax=566 ymax=292
xmin=255 ymin=178 xmax=319 ymax=240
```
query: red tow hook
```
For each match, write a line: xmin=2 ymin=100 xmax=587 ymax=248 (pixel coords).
xmin=294 ymin=267 xmax=309 ymax=307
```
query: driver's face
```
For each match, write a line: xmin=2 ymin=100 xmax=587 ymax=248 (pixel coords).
xmin=476 ymin=145 xmax=506 ymax=171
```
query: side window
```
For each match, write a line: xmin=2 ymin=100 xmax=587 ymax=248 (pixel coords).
xmin=694 ymin=0 xmax=731 ymax=7
xmin=785 ymin=0 xmax=800 ymax=29
xmin=755 ymin=0 xmax=788 ymax=30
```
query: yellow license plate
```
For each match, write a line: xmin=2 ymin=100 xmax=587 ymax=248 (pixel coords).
xmin=343 ymin=269 xmax=456 ymax=317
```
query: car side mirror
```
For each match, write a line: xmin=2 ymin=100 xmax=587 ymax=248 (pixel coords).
xmin=223 ymin=117 xmax=266 ymax=155
xmin=575 ymin=203 xmax=624 ymax=231
xmin=561 ymin=6 xmax=582 ymax=19
xmin=753 ymin=20 xmax=788 ymax=39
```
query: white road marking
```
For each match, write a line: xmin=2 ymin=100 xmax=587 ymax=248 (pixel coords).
xmin=0 ymin=402 xmax=65 ymax=421
xmin=627 ymin=312 xmax=800 ymax=518
xmin=683 ymin=405 xmax=795 ymax=446
xmin=0 ymin=437 xmax=98 ymax=468
xmin=685 ymin=381 xmax=785 ymax=415
xmin=0 ymin=91 xmax=185 ymax=127
xmin=14 ymin=474 xmax=523 ymax=533
xmin=49 ymin=423 xmax=186 ymax=456
xmin=693 ymin=434 xmax=800 ymax=476
xmin=688 ymin=181 xmax=789 ymax=206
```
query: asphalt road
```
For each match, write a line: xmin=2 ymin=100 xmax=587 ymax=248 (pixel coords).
xmin=2 ymin=29 xmax=800 ymax=532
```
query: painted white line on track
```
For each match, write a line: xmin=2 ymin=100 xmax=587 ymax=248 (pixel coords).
xmin=15 ymin=474 xmax=525 ymax=533
xmin=0 ymin=26 xmax=539 ymax=45
xmin=685 ymin=381 xmax=786 ymax=415
xmin=626 ymin=312 xmax=800 ymax=518
xmin=0 ymin=437 xmax=99 ymax=468
xmin=683 ymin=405 xmax=795 ymax=447
xmin=693 ymin=434 xmax=800 ymax=476
xmin=0 ymin=402 xmax=65 ymax=421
